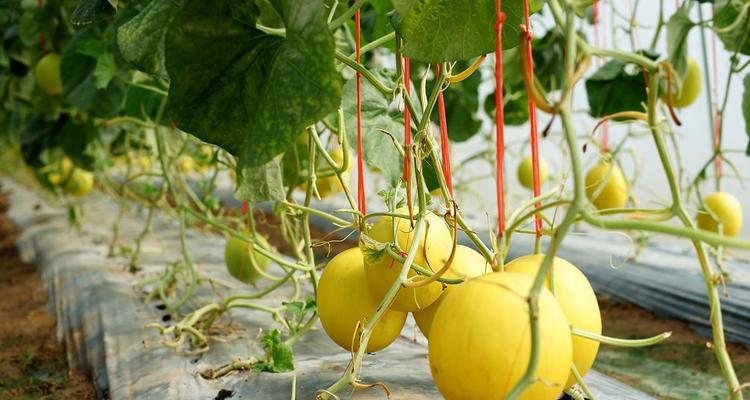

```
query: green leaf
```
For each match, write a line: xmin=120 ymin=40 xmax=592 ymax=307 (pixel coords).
xmin=256 ymin=0 xmax=285 ymax=28
xmin=61 ymin=28 xmax=126 ymax=118
xmin=503 ymin=93 xmax=530 ymax=125
xmin=585 ymin=59 xmax=648 ymax=117
xmin=256 ymin=329 xmax=294 ymax=373
xmin=483 ymin=28 xmax=564 ymax=127
xmin=499 ymin=47 xmax=524 ymax=87
xmin=376 ymin=187 xmax=407 ymax=209
xmin=166 ymin=0 xmax=342 ymax=168
xmin=283 ymin=296 xmax=316 ymax=317
xmin=359 ymin=233 xmax=389 ymax=266
xmin=391 ymin=0 xmax=530 ymax=62
xmin=70 ymin=0 xmax=116 ymax=26
xmin=234 ymin=156 xmax=285 ymax=203
xmin=19 ymin=114 xmax=114 ymax=171
xmin=20 ymin=115 xmax=67 ymax=168
xmin=93 ymin=53 xmax=117 ymax=89
xmin=17 ymin=11 xmax=38 ymax=47
xmin=0 ymin=1 xmax=21 ymax=28
xmin=532 ymin=29 xmax=566 ymax=92
xmin=485 ymin=86 xmax=529 ymax=126
xmin=117 ymin=0 xmax=182 ymax=78
xmin=73 ymin=34 xmax=106 ymax=58
xmin=422 ymin=155 xmax=440 ymax=191
xmin=281 ymin=139 xmax=308 ymax=187
xmin=714 ymin=0 xmax=750 ymax=56
xmin=343 ymin=69 xmax=405 ymax=187
xmin=666 ymin=3 xmax=695 ymax=76
xmin=359 ymin=0 xmax=396 ymax=50
xmin=743 ymin=73 xmax=750 ymax=155
xmin=57 ymin=118 xmax=102 ymax=169
xmin=130 ymin=181 xmax=162 ymax=198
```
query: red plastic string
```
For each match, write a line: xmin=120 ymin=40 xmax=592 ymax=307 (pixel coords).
xmin=355 ymin=7 xmax=366 ymax=215
xmin=495 ymin=0 xmax=506 ymax=234
xmin=435 ymin=64 xmax=453 ymax=196
xmin=522 ymin=0 xmax=543 ymax=237
xmin=403 ymin=57 xmax=413 ymax=209
xmin=710 ymin=5 xmax=722 ymax=178
xmin=241 ymin=200 xmax=249 ymax=227
xmin=592 ymin=0 xmax=599 ymax=24
xmin=599 ymin=121 xmax=609 ymax=153
xmin=593 ymin=0 xmax=609 ymax=153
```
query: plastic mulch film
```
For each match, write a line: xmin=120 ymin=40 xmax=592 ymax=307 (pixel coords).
xmin=4 ymin=179 xmax=654 ymax=400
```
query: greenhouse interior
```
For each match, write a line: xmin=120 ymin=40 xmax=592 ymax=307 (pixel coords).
xmin=2 ymin=0 xmax=750 ymax=399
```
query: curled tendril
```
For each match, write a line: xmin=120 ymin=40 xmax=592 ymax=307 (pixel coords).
xmin=584 ymin=111 xmax=649 ymax=153
xmin=660 ymin=60 xmax=683 ymax=126
xmin=572 ymin=327 xmax=672 ymax=347
xmin=446 ymin=55 xmax=487 ymax=84
xmin=352 ymin=381 xmax=392 ymax=399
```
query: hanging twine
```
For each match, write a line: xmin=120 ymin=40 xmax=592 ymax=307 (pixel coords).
xmin=355 ymin=6 xmax=366 ymax=215
xmin=521 ymin=0 xmax=543 ymax=237
xmin=495 ymin=0 xmax=507 ymax=234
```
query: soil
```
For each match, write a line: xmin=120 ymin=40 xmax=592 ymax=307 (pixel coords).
xmin=0 ymin=185 xmax=96 ymax=400
xmin=596 ymin=295 xmax=750 ymax=399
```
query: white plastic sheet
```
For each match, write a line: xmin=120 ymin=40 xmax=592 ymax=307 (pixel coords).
xmin=4 ymin=179 xmax=653 ymax=400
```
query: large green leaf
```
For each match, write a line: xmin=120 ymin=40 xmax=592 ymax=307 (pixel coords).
xmin=20 ymin=115 xmax=67 ymax=168
xmin=93 ymin=53 xmax=117 ymax=89
xmin=117 ymin=0 xmax=182 ymax=78
xmin=343 ymin=69 xmax=407 ymax=187
xmin=17 ymin=10 xmax=38 ymax=47
xmin=391 ymin=0 xmax=530 ymax=62
xmin=0 ymin=1 xmax=22 ymax=28
xmin=18 ymin=113 xmax=114 ymax=171
xmin=714 ymin=0 xmax=750 ymax=56
xmin=166 ymin=0 xmax=342 ymax=169
xmin=666 ymin=3 xmax=695 ymax=76
xmin=70 ymin=0 xmax=116 ymax=26
xmin=61 ymin=28 xmax=127 ymax=118
xmin=585 ymin=59 xmax=648 ymax=117
xmin=58 ymin=118 xmax=119 ymax=170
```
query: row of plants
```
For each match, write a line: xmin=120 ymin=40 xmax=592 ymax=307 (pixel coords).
xmin=1 ymin=0 xmax=749 ymax=399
